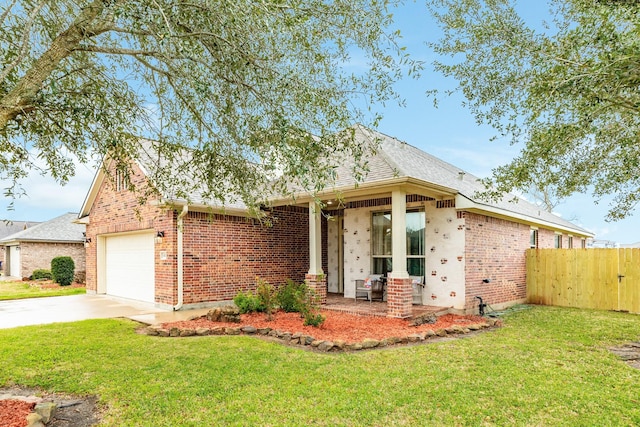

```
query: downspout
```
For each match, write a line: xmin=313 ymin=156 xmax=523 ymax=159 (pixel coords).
xmin=173 ymin=205 xmax=189 ymax=311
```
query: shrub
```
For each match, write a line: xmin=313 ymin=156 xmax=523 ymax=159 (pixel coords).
xmin=51 ymin=256 xmax=75 ymax=286
xmin=255 ymin=278 xmax=277 ymax=320
xmin=233 ymin=291 xmax=264 ymax=314
xmin=277 ymin=279 xmax=307 ymax=313
xmin=31 ymin=269 xmax=52 ymax=281
xmin=296 ymin=286 xmax=325 ymax=327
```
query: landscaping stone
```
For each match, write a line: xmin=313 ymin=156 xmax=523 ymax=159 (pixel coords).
xmin=26 ymin=412 xmax=44 ymax=427
xmin=34 ymin=402 xmax=56 ymax=424
xmin=225 ymin=327 xmax=241 ymax=335
xmin=333 ymin=340 xmax=346 ymax=350
xmin=211 ymin=326 xmax=225 ymax=335
xmin=424 ymin=330 xmax=436 ymax=338
xmin=361 ymin=338 xmax=379 ymax=349
xmin=407 ymin=334 xmax=422 ymax=342
xmin=145 ymin=327 xmax=159 ymax=336
xmin=304 ymin=336 xmax=315 ymax=345
xmin=206 ymin=306 xmax=241 ymax=323
xmin=169 ymin=327 xmax=180 ymax=337
xmin=241 ymin=326 xmax=257 ymax=334
xmin=196 ymin=327 xmax=211 ymax=336
xmin=467 ymin=324 xmax=481 ymax=331
xmin=179 ymin=329 xmax=195 ymax=337
xmin=435 ymin=329 xmax=447 ymax=337
xmin=257 ymin=328 xmax=271 ymax=335
xmin=157 ymin=328 xmax=169 ymax=337
xmin=318 ymin=341 xmax=334 ymax=352
xmin=410 ymin=313 xmax=437 ymax=326
xmin=311 ymin=340 xmax=322 ymax=347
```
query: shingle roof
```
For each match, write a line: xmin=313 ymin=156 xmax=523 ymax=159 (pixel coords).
xmin=0 ymin=221 xmax=40 ymax=240
xmin=326 ymin=126 xmax=592 ymax=235
xmin=0 ymin=213 xmax=85 ymax=243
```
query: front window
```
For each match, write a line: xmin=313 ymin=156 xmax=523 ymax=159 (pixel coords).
xmin=372 ymin=212 xmax=392 ymax=276
xmin=530 ymin=229 xmax=538 ymax=249
xmin=554 ymin=234 xmax=563 ymax=248
xmin=371 ymin=210 xmax=425 ymax=276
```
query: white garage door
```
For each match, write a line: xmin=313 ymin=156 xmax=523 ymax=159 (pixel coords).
xmin=105 ymin=232 xmax=155 ymax=303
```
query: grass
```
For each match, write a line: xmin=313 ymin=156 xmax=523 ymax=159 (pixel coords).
xmin=0 ymin=279 xmax=85 ymax=300
xmin=1 ymin=305 xmax=639 ymax=426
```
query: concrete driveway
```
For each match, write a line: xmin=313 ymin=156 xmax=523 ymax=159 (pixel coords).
xmin=0 ymin=294 xmax=210 ymax=329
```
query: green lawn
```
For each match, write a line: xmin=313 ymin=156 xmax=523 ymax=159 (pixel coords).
xmin=0 ymin=280 xmax=85 ymax=300
xmin=1 ymin=305 xmax=639 ymax=426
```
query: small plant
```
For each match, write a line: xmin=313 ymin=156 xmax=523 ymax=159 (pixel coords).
xmin=255 ymin=278 xmax=277 ymax=321
xmin=31 ymin=269 xmax=53 ymax=281
xmin=295 ymin=286 xmax=325 ymax=327
xmin=51 ymin=256 xmax=75 ymax=286
xmin=233 ymin=291 xmax=264 ymax=314
xmin=277 ymin=279 xmax=306 ymax=313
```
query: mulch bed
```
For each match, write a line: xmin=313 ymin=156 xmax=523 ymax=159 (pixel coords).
xmin=163 ymin=310 xmax=488 ymax=343
xmin=0 ymin=400 xmax=34 ymax=427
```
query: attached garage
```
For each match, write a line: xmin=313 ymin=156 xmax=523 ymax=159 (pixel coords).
xmin=104 ymin=232 xmax=155 ymax=303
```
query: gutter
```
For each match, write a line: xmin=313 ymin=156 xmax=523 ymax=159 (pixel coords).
xmin=173 ymin=205 xmax=189 ymax=311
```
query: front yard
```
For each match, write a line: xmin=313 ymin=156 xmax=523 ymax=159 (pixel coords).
xmin=1 ymin=305 xmax=639 ymax=426
xmin=0 ymin=279 xmax=85 ymax=300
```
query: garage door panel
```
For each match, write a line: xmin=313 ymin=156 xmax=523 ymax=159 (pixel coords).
xmin=105 ymin=232 xmax=155 ymax=303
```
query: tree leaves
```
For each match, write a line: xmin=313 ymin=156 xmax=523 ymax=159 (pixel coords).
xmin=428 ymin=0 xmax=640 ymax=220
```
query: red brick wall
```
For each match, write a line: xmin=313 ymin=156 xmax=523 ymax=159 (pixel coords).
xmin=85 ymin=161 xmax=177 ymax=304
xmin=19 ymin=242 xmax=86 ymax=280
xmin=181 ymin=206 xmax=309 ymax=304
xmin=464 ymin=213 xmax=564 ymax=311
xmin=464 ymin=213 xmax=530 ymax=310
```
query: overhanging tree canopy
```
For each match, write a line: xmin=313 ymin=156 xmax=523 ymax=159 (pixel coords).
xmin=428 ymin=0 xmax=640 ymax=220
xmin=1 ymin=0 xmax=419 ymax=213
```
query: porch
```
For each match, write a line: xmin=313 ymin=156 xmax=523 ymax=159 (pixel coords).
xmin=324 ymin=293 xmax=450 ymax=319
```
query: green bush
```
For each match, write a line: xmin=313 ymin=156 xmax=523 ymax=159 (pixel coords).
xmin=51 ymin=256 xmax=75 ymax=286
xmin=296 ymin=286 xmax=325 ymax=327
xmin=233 ymin=291 xmax=265 ymax=314
xmin=255 ymin=278 xmax=277 ymax=320
xmin=31 ymin=269 xmax=53 ymax=280
xmin=277 ymin=279 xmax=307 ymax=313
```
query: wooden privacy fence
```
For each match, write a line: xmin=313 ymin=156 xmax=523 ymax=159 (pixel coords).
xmin=526 ymin=248 xmax=640 ymax=314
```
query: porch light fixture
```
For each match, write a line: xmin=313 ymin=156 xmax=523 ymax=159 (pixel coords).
xmin=83 ymin=237 xmax=92 ymax=248
xmin=155 ymin=231 xmax=165 ymax=244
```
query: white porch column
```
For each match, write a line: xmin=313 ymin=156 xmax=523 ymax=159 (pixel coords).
xmin=306 ymin=201 xmax=327 ymax=303
xmin=391 ymin=189 xmax=408 ymax=278
xmin=308 ymin=201 xmax=323 ymax=275
xmin=388 ymin=189 xmax=412 ymax=318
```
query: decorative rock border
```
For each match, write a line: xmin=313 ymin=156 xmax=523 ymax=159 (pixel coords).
xmin=143 ymin=318 xmax=503 ymax=352
xmin=0 ymin=392 xmax=56 ymax=427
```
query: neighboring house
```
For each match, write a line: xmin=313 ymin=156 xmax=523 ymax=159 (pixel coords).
xmin=619 ymin=242 xmax=640 ymax=249
xmin=0 ymin=220 xmax=40 ymax=272
xmin=0 ymin=213 xmax=86 ymax=280
xmin=78 ymin=127 xmax=593 ymax=317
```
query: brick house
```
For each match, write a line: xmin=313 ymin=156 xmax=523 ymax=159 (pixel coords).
xmin=0 ymin=220 xmax=40 ymax=273
xmin=78 ymin=127 xmax=592 ymax=316
xmin=0 ymin=213 xmax=86 ymax=280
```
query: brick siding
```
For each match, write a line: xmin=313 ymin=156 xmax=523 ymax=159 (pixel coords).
xmin=181 ymin=207 xmax=309 ymax=305
xmin=18 ymin=241 xmax=86 ymax=280
xmin=85 ymin=160 xmax=177 ymax=304
xmin=464 ymin=213 xmax=564 ymax=311
xmin=86 ymin=159 xmax=309 ymax=306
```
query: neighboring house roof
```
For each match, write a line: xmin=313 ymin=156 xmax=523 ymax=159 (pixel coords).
xmin=0 ymin=213 xmax=85 ymax=244
xmin=620 ymin=242 xmax=640 ymax=248
xmin=0 ymin=220 xmax=41 ymax=240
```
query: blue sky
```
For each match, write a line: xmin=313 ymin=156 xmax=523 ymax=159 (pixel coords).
xmin=1 ymin=1 xmax=638 ymax=244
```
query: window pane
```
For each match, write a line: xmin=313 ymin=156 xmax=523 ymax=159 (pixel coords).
xmin=372 ymin=212 xmax=392 ymax=256
xmin=373 ymin=258 xmax=392 ymax=275
xmin=407 ymin=258 xmax=425 ymax=277
xmin=406 ymin=211 xmax=425 ymax=255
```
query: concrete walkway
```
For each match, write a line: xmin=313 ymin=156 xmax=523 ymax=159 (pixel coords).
xmin=0 ymin=294 xmax=210 ymax=329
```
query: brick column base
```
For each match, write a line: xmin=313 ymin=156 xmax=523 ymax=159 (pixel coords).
xmin=305 ymin=273 xmax=327 ymax=305
xmin=386 ymin=276 xmax=412 ymax=318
